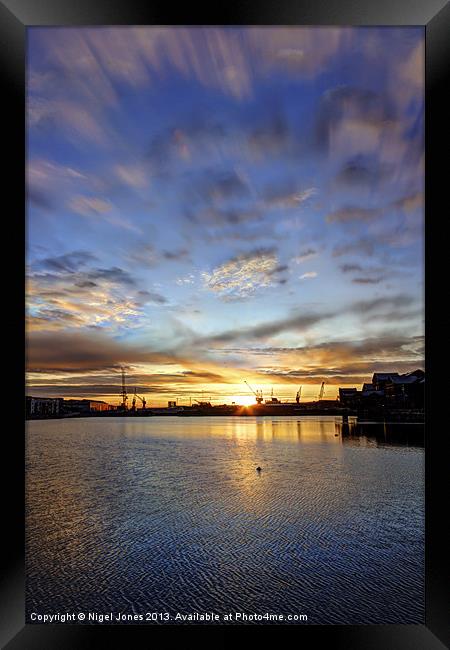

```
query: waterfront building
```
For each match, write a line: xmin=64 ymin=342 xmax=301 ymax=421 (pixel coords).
xmin=63 ymin=399 xmax=110 ymax=414
xmin=26 ymin=396 xmax=64 ymax=418
xmin=338 ymin=388 xmax=360 ymax=405
xmin=372 ymin=373 xmax=400 ymax=392
xmin=384 ymin=370 xmax=424 ymax=408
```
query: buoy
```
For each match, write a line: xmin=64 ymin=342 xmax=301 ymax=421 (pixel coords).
xmin=256 ymin=466 xmax=262 ymax=472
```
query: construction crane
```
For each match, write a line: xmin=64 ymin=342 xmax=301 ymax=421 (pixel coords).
xmin=136 ymin=393 xmax=147 ymax=409
xmin=318 ymin=381 xmax=325 ymax=400
xmin=192 ymin=390 xmax=211 ymax=407
xmin=130 ymin=388 xmax=146 ymax=411
xmin=120 ymin=366 xmax=128 ymax=410
xmin=296 ymin=386 xmax=302 ymax=404
xmin=244 ymin=380 xmax=263 ymax=404
xmin=265 ymin=386 xmax=281 ymax=404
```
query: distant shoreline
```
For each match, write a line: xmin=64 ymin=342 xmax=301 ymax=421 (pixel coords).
xmin=26 ymin=410 xmax=424 ymax=424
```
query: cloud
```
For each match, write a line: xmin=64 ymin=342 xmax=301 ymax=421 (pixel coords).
xmin=221 ymin=334 xmax=424 ymax=360
xmin=300 ymin=272 xmax=318 ymax=280
xmin=292 ymin=248 xmax=317 ymax=264
xmin=334 ymin=156 xmax=391 ymax=189
xmin=28 ymin=310 xmax=87 ymax=330
xmin=27 ymin=370 xmax=231 ymax=398
xmin=313 ymin=64 xmax=423 ymax=211
xmin=331 ymin=200 xmax=423 ymax=256
xmin=191 ymin=169 xmax=250 ymax=204
xmin=176 ymin=274 xmax=196 ymax=286
xmin=30 ymin=255 xmax=134 ymax=287
xmin=274 ymin=48 xmax=305 ymax=65
xmin=127 ymin=244 xmax=160 ymax=268
xmin=26 ymin=358 xmax=244 ymax=400
xmin=27 ymin=158 xmax=92 ymax=211
xmin=327 ymin=192 xmax=423 ymax=234
xmin=315 ymin=85 xmax=395 ymax=152
xmin=27 ymin=331 xmax=139 ymax=371
xmin=326 ymin=206 xmax=380 ymax=223
xmin=136 ymin=290 xmax=168 ymax=305
xmin=366 ymin=308 xmax=422 ymax=323
xmin=36 ymin=251 xmax=98 ymax=273
xmin=114 ymin=164 xmax=148 ymax=189
xmin=75 ymin=280 xmax=97 ymax=288
xmin=191 ymin=206 xmax=262 ymax=226
xmin=202 ymin=310 xmax=331 ymax=344
xmin=201 ymin=293 xmax=419 ymax=347
xmin=67 ymin=195 xmax=142 ymax=233
xmin=350 ymin=294 xmax=414 ymax=315
xmin=162 ymin=249 xmax=191 ymax=262
xmin=26 ymin=330 xmax=176 ymax=372
xmin=248 ymin=27 xmax=348 ymax=79
xmin=28 ymin=27 xmax=363 ymax=114
xmin=263 ymin=184 xmax=317 ymax=209
xmin=86 ymin=267 xmax=135 ymax=286
xmin=27 ymin=187 xmax=54 ymax=210
xmin=27 ymin=299 xmax=143 ymax=332
xmin=219 ymin=334 xmax=424 ymax=383
xmin=146 ymin=108 xmax=298 ymax=173
xmin=312 ymin=73 xmax=423 ymax=216
xmin=340 ymin=263 xmax=363 ymax=273
xmin=27 ymin=252 xmax=164 ymax=332
xmin=68 ymin=195 xmax=112 ymax=217
xmin=28 ymin=158 xmax=87 ymax=185
xmin=247 ymin=111 xmax=293 ymax=159
xmin=147 ymin=119 xmax=230 ymax=168
xmin=393 ymin=192 xmax=423 ymax=213
xmin=352 ymin=276 xmax=384 ymax=284
xmin=202 ymin=248 xmax=280 ymax=299
xmin=154 ymin=27 xmax=254 ymax=100
xmin=389 ymin=39 xmax=424 ymax=113
xmin=258 ymin=362 xmax=424 ymax=384
xmin=26 ymin=329 xmax=241 ymax=396
xmin=268 ymin=264 xmax=289 ymax=276
xmin=128 ymin=245 xmax=192 ymax=267
xmin=333 ymin=237 xmax=378 ymax=258
xmin=28 ymin=97 xmax=109 ymax=145
xmin=338 ymin=262 xmax=386 ymax=284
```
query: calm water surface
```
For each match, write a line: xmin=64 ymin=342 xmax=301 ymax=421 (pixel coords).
xmin=26 ymin=416 xmax=424 ymax=624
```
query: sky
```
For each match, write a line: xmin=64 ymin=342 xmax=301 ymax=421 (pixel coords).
xmin=26 ymin=27 xmax=424 ymax=406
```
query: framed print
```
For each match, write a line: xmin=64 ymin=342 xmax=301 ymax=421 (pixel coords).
xmin=1 ymin=0 xmax=449 ymax=648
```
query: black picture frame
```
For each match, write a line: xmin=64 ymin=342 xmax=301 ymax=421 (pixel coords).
xmin=2 ymin=1 xmax=448 ymax=647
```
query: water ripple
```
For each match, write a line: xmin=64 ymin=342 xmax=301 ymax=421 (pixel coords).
xmin=26 ymin=417 xmax=424 ymax=624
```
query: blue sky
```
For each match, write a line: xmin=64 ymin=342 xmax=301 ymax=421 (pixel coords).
xmin=26 ymin=27 xmax=424 ymax=404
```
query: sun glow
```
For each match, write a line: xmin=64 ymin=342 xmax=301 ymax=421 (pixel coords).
xmin=230 ymin=395 xmax=255 ymax=407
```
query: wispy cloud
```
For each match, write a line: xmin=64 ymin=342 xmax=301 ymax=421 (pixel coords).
xmin=200 ymin=311 xmax=332 ymax=345
xmin=28 ymin=97 xmax=109 ymax=145
xmin=352 ymin=276 xmax=384 ymax=284
xmin=292 ymin=248 xmax=317 ymax=264
xmin=34 ymin=250 xmax=98 ymax=273
xmin=264 ymin=186 xmax=317 ymax=209
xmin=114 ymin=164 xmax=149 ymax=189
xmin=326 ymin=206 xmax=380 ymax=223
xmin=68 ymin=195 xmax=112 ymax=217
xmin=67 ymin=195 xmax=142 ymax=233
xmin=202 ymin=248 xmax=280 ymax=300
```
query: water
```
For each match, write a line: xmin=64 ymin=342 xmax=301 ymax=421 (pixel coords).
xmin=26 ymin=416 xmax=424 ymax=624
